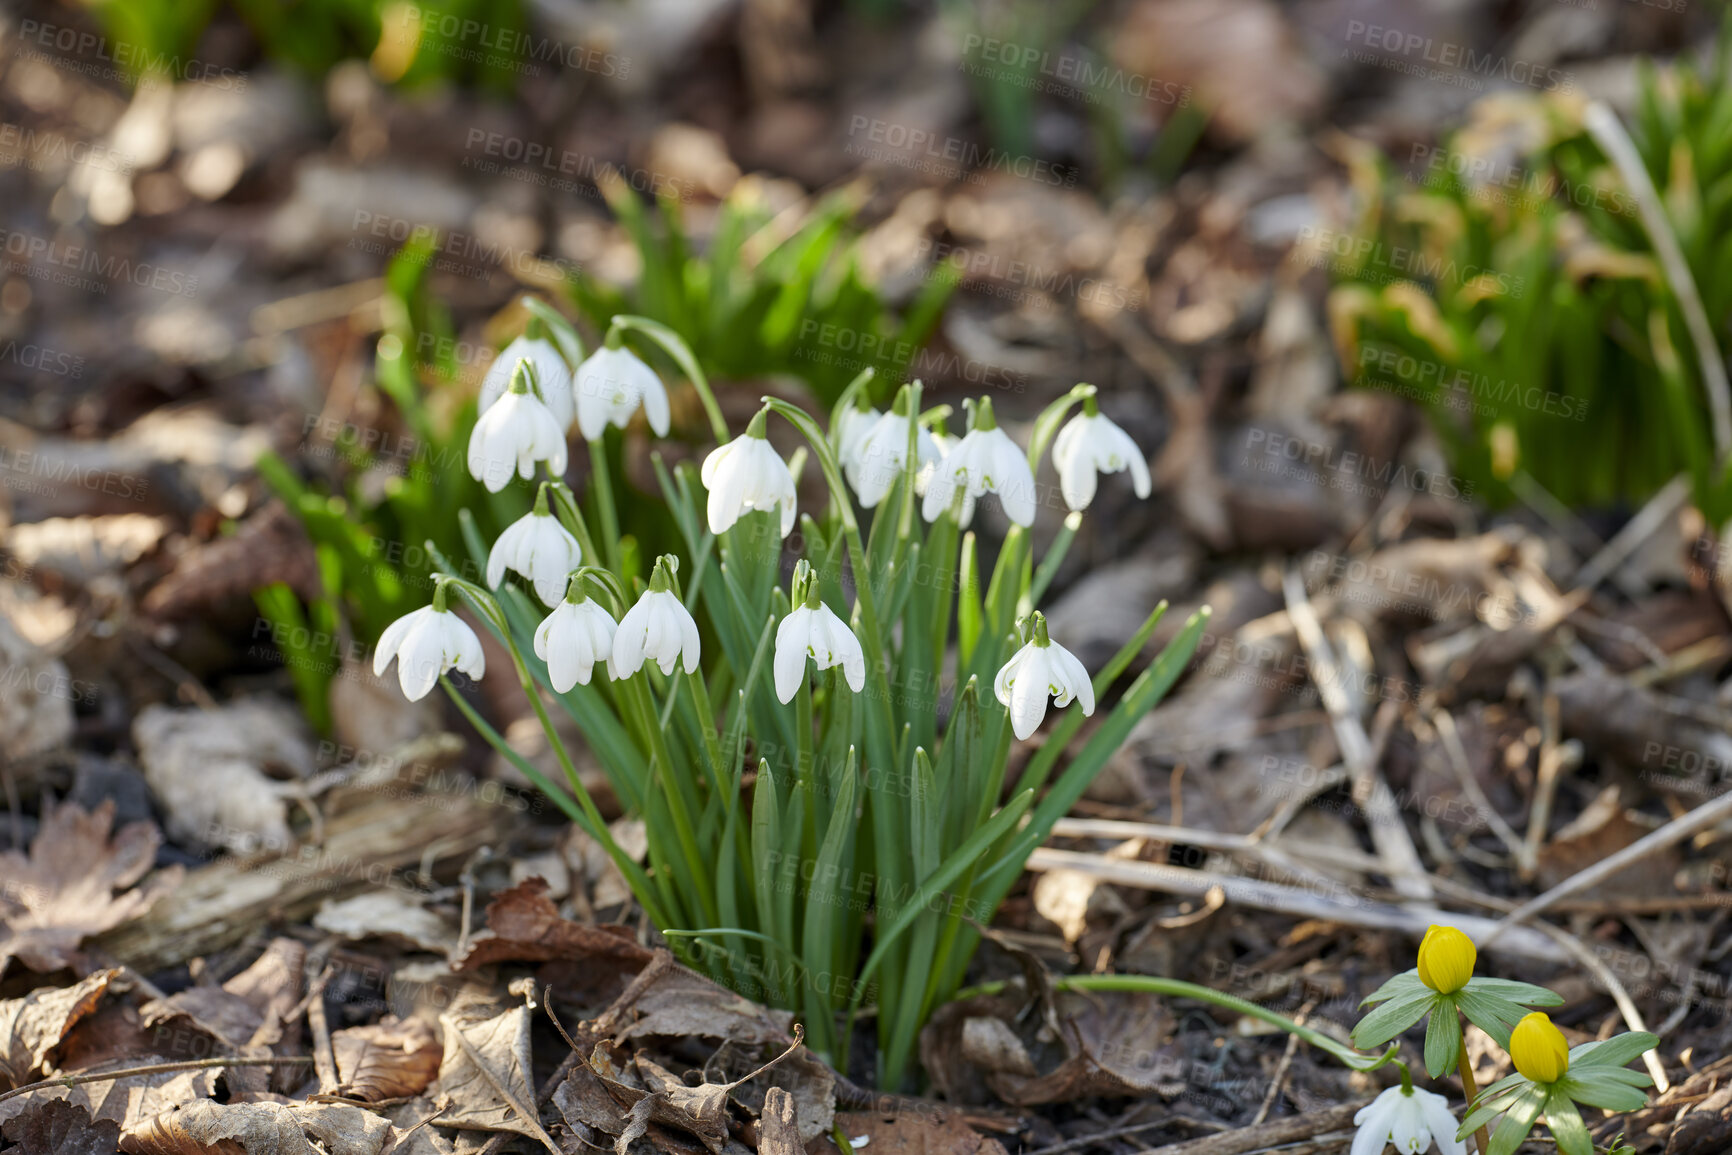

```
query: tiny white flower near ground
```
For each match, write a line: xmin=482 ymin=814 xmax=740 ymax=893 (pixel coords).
xmin=774 ymin=581 xmax=866 ymax=703
xmin=534 ymin=578 xmax=618 ymax=691
xmin=1052 ymin=397 xmax=1150 ymax=511
xmin=993 ymin=613 xmax=1093 ymax=741
xmin=1350 ymin=1085 xmax=1465 ymax=1155
xmin=847 ymin=402 xmax=942 ymax=508
xmin=486 ymin=492 xmax=582 ymax=608
xmin=468 ymin=366 xmax=569 ymax=492
xmin=480 ymin=335 xmax=574 ymax=432
xmin=373 ymin=597 xmax=485 ymax=701
xmin=574 ymin=342 xmax=671 ymax=442
xmin=701 ymin=409 xmax=798 ymax=537
xmin=921 ymin=397 xmax=1036 ymax=527
xmin=609 ymin=559 xmax=701 ymax=678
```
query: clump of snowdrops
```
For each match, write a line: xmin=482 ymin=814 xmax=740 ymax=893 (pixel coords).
xmin=370 ymin=299 xmax=1207 ymax=1086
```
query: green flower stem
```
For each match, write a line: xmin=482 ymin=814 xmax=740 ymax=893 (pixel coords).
xmin=1457 ymin=1021 xmax=1492 ymax=1155
xmin=621 ymin=673 xmax=718 ymax=926
xmin=589 ymin=433 xmax=623 ymax=574
xmin=948 ymin=974 xmax=1403 ymax=1076
xmin=546 ymin=479 xmax=601 ymax=568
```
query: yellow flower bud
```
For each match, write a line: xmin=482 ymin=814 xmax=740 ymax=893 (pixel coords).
xmin=1416 ymin=924 xmax=1476 ymax=994
xmin=1510 ymin=1012 xmax=1570 ymax=1083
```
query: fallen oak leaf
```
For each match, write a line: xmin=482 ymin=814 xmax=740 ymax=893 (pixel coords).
xmin=0 ymin=969 xmax=128 ymax=1090
xmin=330 ymin=1016 xmax=439 ymax=1102
xmin=0 ymin=1096 xmax=123 ymax=1155
xmin=435 ymin=983 xmax=559 ymax=1151
xmin=120 ymin=1099 xmax=390 ymax=1155
xmin=0 ymin=801 xmax=181 ymax=976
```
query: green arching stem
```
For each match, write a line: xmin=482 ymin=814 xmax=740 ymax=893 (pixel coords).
xmin=1456 ymin=1018 xmax=1493 ymax=1155
xmin=589 ymin=432 xmax=623 ymax=575
xmin=947 ymin=974 xmax=1403 ymax=1076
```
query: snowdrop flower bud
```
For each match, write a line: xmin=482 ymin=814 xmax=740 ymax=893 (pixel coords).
xmin=373 ymin=586 xmax=485 ymax=701
xmin=486 ymin=486 xmax=582 ymax=608
xmin=701 ymin=408 xmax=798 ymax=537
xmin=1052 ymin=394 xmax=1150 ymax=511
xmin=836 ymin=395 xmax=881 ymax=475
xmin=846 ymin=391 xmax=942 ymax=508
xmin=921 ymin=397 xmax=1036 ymax=527
xmin=480 ymin=329 xmax=574 ymax=432
xmin=774 ymin=564 xmax=866 ymax=703
xmin=609 ymin=557 xmax=701 ymax=678
xmin=534 ymin=575 xmax=618 ymax=691
xmin=1351 ymin=1085 xmax=1465 ymax=1155
xmin=573 ymin=332 xmax=671 ymax=442
xmin=468 ymin=362 xmax=569 ymax=492
xmin=993 ymin=612 xmax=1093 ymax=741
xmin=1510 ymin=1013 xmax=1570 ymax=1084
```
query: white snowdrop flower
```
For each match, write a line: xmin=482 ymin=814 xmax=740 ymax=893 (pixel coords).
xmin=573 ymin=341 xmax=671 ymax=442
xmin=846 ymin=399 xmax=942 ymax=509
xmin=774 ymin=569 xmax=866 ymax=703
xmin=480 ymin=334 xmax=574 ymax=432
xmin=921 ymin=397 xmax=1036 ymax=527
xmin=373 ymin=596 xmax=485 ymax=702
xmin=609 ymin=558 xmax=701 ymax=678
xmin=1351 ymin=1085 xmax=1465 ymax=1155
xmin=468 ymin=364 xmax=568 ymax=492
xmin=993 ymin=613 xmax=1093 ymax=741
xmin=836 ymin=400 xmax=880 ymax=475
xmin=534 ymin=577 xmax=617 ymax=691
xmin=486 ymin=490 xmax=582 ymax=608
xmin=701 ymin=409 xmax=798 ymax=537
xmin=1052 ymin=397 xmax=1150 ymax=511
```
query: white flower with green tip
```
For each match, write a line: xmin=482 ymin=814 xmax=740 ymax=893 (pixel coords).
xmin=468 ymin=362 xmax=568 ymax=492
xmin=373 ymin=592 xmax=485 ymax=701
xmin=534 ymin=576 xmax=617 ymax=691
xmin=609 ymin=558 xmax=701 ymax=678
xmin=993 ymin=612 xmax=1093 ymax=740
xmin=921 ymin=397 xmax=1036 ymax=527
xmin=1052 ymin=397 xmax=1150 ymax=511
xmin=573 ymin=341 xmax=670 ymax=442
xmin=701 ymin=408 xmax=798 ymax=537
xmin=486 ymin=488 xmax=582 ymax=608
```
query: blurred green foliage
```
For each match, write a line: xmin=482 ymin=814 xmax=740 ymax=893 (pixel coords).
xmin=1325 ymin=30 xmax=1732 ymax=522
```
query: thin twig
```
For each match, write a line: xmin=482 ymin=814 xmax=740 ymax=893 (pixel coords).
xmin=1431 ymin=709 xmax=1524 ymax=861
xmin=0 ymin=1057 xmax=313 ymax=1105
xmin=1571 ymin=474 xmax=1691 ymax=593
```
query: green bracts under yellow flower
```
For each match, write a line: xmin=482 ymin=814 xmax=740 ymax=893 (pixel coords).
xmin=1416 ymin=924 xmax=1476 ymax=994
xmin=1510 ymin=1012 xmax=1570 ymax=1083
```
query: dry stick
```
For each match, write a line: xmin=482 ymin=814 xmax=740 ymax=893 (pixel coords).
xmin=1140 ymin=1100 xmax=1363 ymax=1155
xmin=1281 ymin=570 xmax=1434 ymax=902
xmin=1584 ymin=100 xmax=1732 ymax=459
xmin=1251 ymin=1002 xmax=1309 ymax=1127
xmin=1431 ymin=709 xmax=1525 ymax=861
xmin=0 ymin=1057 xmax=314 ymax=1105
xmin=305 ymin=966 xmax=340 ymax=1095
xmin=1571 ymin=474 xmax=1692 ymax=593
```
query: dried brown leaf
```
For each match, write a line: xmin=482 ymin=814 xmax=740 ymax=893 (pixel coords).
xmin=0 ymin=1065 xmax=220 ymax=1133
xmin=453 ymin=878 xmax=654 ymax=973
xmin=120 ymin=1099 xmax=390 ymax=1155
xmin=435 ymin=996 xmax=539 ymax=1137
xmin=0 ymin=969 xmax=127 ymax=1089
xmin=0 ymin=1097 xmax=123 ymax=1155
xmin=330 ymin=1016 xmax=440 ymax=1102
xmin=833 ymin=1110 xmax=1006 ymax=1155
xmin=0 ymin=802 xmax=181 ymax=975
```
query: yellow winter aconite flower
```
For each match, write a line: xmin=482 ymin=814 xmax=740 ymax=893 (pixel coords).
xmin=1416 ymin=924 xmax=1476 ymax=994
xmin=1510 ymin=1012 xmax=1570 ymax=1083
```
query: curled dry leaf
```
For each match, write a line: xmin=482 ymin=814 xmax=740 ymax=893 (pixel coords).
xmin=330 ymin=1016 xmax=441 ymax=1102
xmin=0 ymin=1097 xmax=123 ymax=1155
xmin=0 ymin=969 xmax=127 ymax=1089
xmin=434 ymin=992 xmax=540 ymax=1137
xmin=120 ymin=1099 xmax=391 ymax=1155
xmin=453 ymin=877 xmax=655 ymax=973
xmin=0 ymin=1064 xmax=221 ymax=1134
xmin=0 ymin=801 xmax=181 ymax=976
xmin=832 ymin=1110 xmax=1007 ymax=1155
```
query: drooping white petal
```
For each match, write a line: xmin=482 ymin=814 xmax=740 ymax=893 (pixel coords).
xmin=1046 ymin=641 xmax=1094 ymax=715
xmin=827 ymin=606 xmax=866 ymax=691
xmin=702 ymin=435 xmax=797 ymax=537
xmin=449 ymin=618 xmax=486 ymax=682
xmin=1415 ymin=1091 xmax=1467 ymax=1155
xmin=395 ymin=618 xmax=447 ymax=701
xmin=480 ymin=337 xmax=574 ymax=431
xmin=836 ymin=405 xmax=881 ymax=475
xmin=373 ymin=607 xmax=482 ymax=700
xmin=1052 ymin=411 xmax=1150 ymax=511
xmin=987 ymin=430 xmax=1037 ymax=526
xmin=468 ymin=390 xmax=567 ymax=493
xmin=610 ymin=589 xmax=698 ymax=679
xmin=1350 ymin=1094 xmax=1398 ymax=1155
xmin=574 ymin=346 xmax=665 ymax=441
xmin=373 ymin=607 xmax=424 ymax=677
xmin=849 ymin=412 xmax=941 ymax=508
xmin=921 ymin=425 xmax=1032 ymax=527
xmin=1007 ymin=648 xmax=1051 ymax=740
xmin=487 ymin=512 xmax=581 ymax=608
xmin=773 ymin=608 xmax=813 ymax=704
xmin=609 ymin=600 xmax=650 ymax=679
